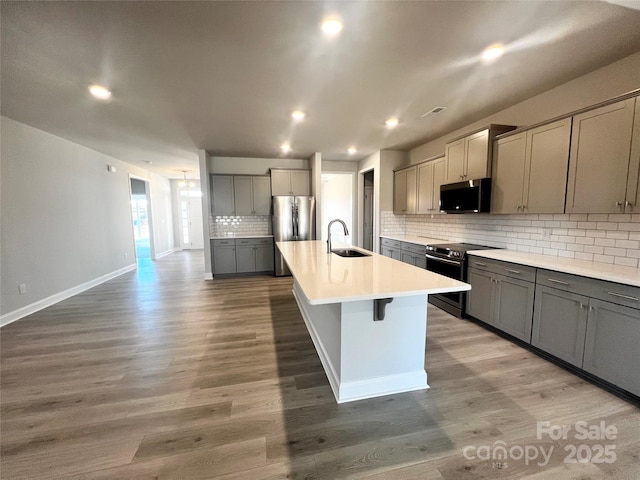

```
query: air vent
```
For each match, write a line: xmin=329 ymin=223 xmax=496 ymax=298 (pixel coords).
xmin=421 ymin=106 xmax=447 ymax=118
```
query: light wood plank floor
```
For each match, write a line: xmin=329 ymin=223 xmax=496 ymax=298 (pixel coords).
xmin=1 ymin=251 xmax=638 ymax=479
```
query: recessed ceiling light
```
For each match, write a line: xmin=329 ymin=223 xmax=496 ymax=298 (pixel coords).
xmin=321 ymin=18 xmax=343 ymax=37
xmin=89 ymin=84 xmax=111 ymax=100
xmin=385 ymin=118 xmax=399 ymax=128
xmin=482 ymin=44 xmax=504 ymax=62
xmin=291 ymin=110 xmax=305 ymax=121
xmin=347 ymin=147 xmax=357 ymax=155
xmin=280 ymin=143 xmax=291 ymax=153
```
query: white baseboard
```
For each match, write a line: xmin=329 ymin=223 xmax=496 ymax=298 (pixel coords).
xmin=0 ymin=264 xmax=137 ymax=327
xmin=204 ymin=273 xmax=214 ymax=280
xmin=154 ymin=247 xmax=178 ymax=259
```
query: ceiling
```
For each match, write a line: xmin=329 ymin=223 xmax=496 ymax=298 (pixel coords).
xmin=2 ymin=1 xmax=640 ymax=178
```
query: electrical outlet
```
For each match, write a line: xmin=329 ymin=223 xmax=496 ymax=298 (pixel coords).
xmin=18 ymin=283 xmax=27 ymax=294
xmin=124 ymin=252 xmax=128 ymax=260
xmin=542 ymin=228 xmax=552 ymax=240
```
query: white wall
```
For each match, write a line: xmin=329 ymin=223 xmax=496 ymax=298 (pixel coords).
xmin=409 ymin=52 xmax=640 ymax=163
xmin=0 ymin=117 xmax=175 ymax=324
xmin=209 ymin=156 xmax=309 ymax=174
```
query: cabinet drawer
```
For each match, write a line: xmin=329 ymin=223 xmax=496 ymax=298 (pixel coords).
xmin=537 ymin=269 xmax=640 ymax=310
xmin=401 ymin=242 xmax=426 ymax=255
xmin=381 ymin=238 xmax=402 ymax=249
xmin=468 ymin=257 xmax=535 ymax=282
xmin=236 ymin=237 xmax=273 ymax=246
xmin=212 ymin=239 xmax=235 ymax=247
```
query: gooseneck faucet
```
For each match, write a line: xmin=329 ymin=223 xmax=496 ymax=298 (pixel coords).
xmin=327 ymin=219 xmax=349 ymax=253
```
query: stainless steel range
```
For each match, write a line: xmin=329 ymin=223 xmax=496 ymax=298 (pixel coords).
xmin=425 ymin=242 xmax=496 ymax=317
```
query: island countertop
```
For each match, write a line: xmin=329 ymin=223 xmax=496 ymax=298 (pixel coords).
xmin=277 ymin=240 xmax=470 ymax=305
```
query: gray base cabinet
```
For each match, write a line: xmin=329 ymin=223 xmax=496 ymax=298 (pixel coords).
xmin=381 ymin=238 xmax=426 ymax=267
xmin=212 ymin=239 xmax=237 ymax=274
xmin=532 ymin=286 xmax=589 ymax=367
xmin=583 ymin=299 xmax=640 ymax=396
xmin=467 ymin=258 xmax=535 ymax=342
xmin=212 ymin=237 xmax=274 ymax=276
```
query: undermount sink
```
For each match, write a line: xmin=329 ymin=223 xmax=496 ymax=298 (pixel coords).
xmin=331 ymin=248 xmax=371 ymax=258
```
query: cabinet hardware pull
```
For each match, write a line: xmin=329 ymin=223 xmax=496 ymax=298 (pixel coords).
xmin=506 ymin=269 xmax=521 ymax=274
xmin=625 ymin=200 xmax=634 ymax=209
xmin=548 ymin=278 xmax=569 ymax=285
xmin=474 ymin=262 xmax=487 ymax=266
xmin=580 ymin=304 xmax=585 ymax=309
xmin=607 ymin=292 xmax=639 ymax=302
xmin=615 ymin=201 xmax=623 ymax=208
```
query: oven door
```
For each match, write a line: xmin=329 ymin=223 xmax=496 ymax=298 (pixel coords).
xmin=425 ymin=254 xmax=464 ymax=307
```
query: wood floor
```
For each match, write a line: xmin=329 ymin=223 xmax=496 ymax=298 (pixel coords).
xmin=1 ymin=251 xmax=638 ymax=479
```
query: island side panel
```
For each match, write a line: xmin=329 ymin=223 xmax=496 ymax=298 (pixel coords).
xmin=338 ymin=295 xmax=429 ymax=403
xmin=292 ymin=280 xmax=342 ymax=397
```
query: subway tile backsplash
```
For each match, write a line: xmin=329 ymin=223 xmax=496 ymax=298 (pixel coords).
xmin=381 ymin=211 xmax=640 ymax=268
xmin=210 ymin=215 xmax=271 ymax=237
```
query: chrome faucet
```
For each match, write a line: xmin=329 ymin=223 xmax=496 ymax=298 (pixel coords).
xmin=327 ymin=219 xmax=349 ymax=253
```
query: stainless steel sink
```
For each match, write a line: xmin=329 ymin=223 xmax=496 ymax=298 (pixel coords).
xmin=331 ymin=248 xmax=371 ymax=258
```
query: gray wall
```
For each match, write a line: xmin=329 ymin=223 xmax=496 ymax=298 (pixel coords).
xmin=409 ymin=51 xmax=640 ymax=163
xmin=1 ymin=117 xmax=175 ymax=323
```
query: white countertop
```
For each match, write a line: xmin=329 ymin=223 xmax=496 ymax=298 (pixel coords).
xmin=277 ymin=240 xmax=470 ymax=305
xmin=210 ymin=234 xmax=273 ymax=239
xmin=379 ymin=234 xmax=448 ymax=247
xmin=468 ymin=250 xmax=640 ymax=287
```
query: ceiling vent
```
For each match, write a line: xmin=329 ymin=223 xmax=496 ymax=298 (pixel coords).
xmin=421 ymin=106 xmax=447 ymax=119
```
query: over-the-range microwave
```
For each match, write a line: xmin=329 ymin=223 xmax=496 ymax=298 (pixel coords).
xmin=440 ymin=178 xmax=491 ymax=214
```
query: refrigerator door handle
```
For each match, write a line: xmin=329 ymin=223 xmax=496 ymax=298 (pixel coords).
xmin=292 ymin=204 xmax=298 ymax=239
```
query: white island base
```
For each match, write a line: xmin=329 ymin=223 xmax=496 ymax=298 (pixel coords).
xmin=293 ymin=280 xmax=428 ymax=403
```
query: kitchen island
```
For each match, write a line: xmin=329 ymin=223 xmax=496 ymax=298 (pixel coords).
xmin=277 ymin=240 xmax=470 ymax=403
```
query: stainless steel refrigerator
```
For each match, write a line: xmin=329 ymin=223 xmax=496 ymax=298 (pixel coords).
xmin=272 ymin=196 xmax=316 ymax=276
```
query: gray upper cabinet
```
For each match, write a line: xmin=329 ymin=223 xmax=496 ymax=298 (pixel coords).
xmin=493 ymin=118 xmax=571 ymax=214
xmin=417 ymin=157 xmax=445 ymax=214
xmin=270 ymin=169 xmax=310 ymax=196
xmin=566 ymin=98 xmax=637 ymax=213
xmin=626 ymin=98 xmax=640 ymax=213
xmin=211 ymin=175 xmax=235 ymax=216
xmin=445 ymin=125 xmax=516 ymax=184
xmin=234 ymin=176 xmax=271 ymax=216
xmin=583 ymin=299 xmax=640 ymax=396
xmin=393 ymin=166 xmax=416 ymax=214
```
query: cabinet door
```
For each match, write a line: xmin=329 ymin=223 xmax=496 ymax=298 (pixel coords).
xmin=233 ymin=176 xmax=253 ymax=215
xmin=445 ymin=139 xmax=465 ymax=183
xmin=213 ymin=246 xmax=237 ymax=274
xmin=524 ymin=118 xmax=572 ymax=214
xmin=465 ymin=129 xmax=490 ymax=180
xmin=566 ymin=98 xmax=636 ymax=213
xmin=255 ymin=244 xmax=274 ymax=272
xmin=290 ymin=170 xmax=310 ymax=196
xmin=236 ymin=245 xmax=256 ymax=273
xmin=417 ymin=162 xmax=433 ymax=214
xmin=492 ymin=133 xmax=526 ymax=214
xmin=625 ymin=98 xmax=640 ymax=212
xmin=271 ymin=170 xmax=291 ymax=196
xmin=252 ymin=176 xmax=272 ymax=215
xmin=493 ymin=275 xmax=535 ymax=342
xmin=531 ymin=286 xmax=589 ymax=366
xmin=211 ymin=175 xmax=235 ymax=216
xmin=414 ymin=256 xmax=427 ymax=269
xmin=381 ymin=246 xmax=393 ymax=258
xmin=401 ymin=251 xmax=414 ymax=266
xmin=583 ymin=299 xmax=640 ymax=396
xmin=391 ymin=249 xmax=402 ymax=261
xmin=405 ymin=166 xmax=417 ymax=214
xmin=432 ymin=159 xmax=446 ymax=213
xmin=394 ymin=170 xmax=407 ymax=213
xmin=466 ymin=268 xmax=495 ymax=324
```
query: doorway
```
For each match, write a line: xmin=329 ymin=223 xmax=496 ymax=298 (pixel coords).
xmin=362 ymin=170 xmax=374 ymax=251
xmin=321 ymin=172 xmax=354 ymax=243
xmin=129 ymin=177 xmax=154 ymax=260
xmin=178 ymin=181 xmax=204 ymax=250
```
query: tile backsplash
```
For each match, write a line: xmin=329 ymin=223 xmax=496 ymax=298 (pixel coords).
xmin=210 ymin=215 xmax=271 ymax=237
xmin=382 ymin=211 xmax=640 ymax=267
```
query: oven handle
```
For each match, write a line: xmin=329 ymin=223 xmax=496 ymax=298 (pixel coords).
xmin=425 ymin=254 xmax=462 ymax=266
